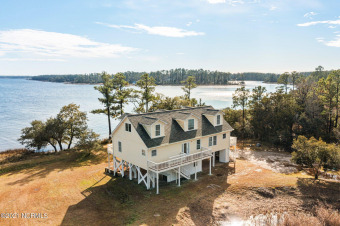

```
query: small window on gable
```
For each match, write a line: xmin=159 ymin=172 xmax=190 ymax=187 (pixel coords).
xmin=125 ymin=123 xmax=131 ymax=132
xmin=196 ymin=139 xmax=201 ymax=150
xmin=213 ymin=136 xmax=217 ymax=146
xmin=155 ymin=124 xmax=161 ymax=136
xmin=118 ymin=141 xmax=122 ymax=152
xmin=188 ymin=119 xmax=195 ymax=130
xmin=152 ymin=149 xmax=157 ymax=157
xmin=223 ymin=133 xmax=226 ymax=139
xmin=209 ymin=137 xmax=213 ymax=147
xmin=217 ymin=115 xmax=221 ymax=125
xmin=142 ymin=149 xmax=145 ymax=156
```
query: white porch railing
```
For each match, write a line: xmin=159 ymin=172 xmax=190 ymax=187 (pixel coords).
xmin=230 ymin=136 xmax=237 ymax=147
xmin=147 ymin=147 xmax=212 ymax=172
xmin=107 ymin=144 xmax=113 ymax=154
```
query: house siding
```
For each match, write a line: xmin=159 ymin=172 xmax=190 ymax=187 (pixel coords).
xmin=113 ymin=118 xmax=148 ymax=169
xmin=147 ymin=131 xmax=231 ymax=163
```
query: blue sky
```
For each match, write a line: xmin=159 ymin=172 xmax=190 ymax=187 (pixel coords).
xmin=0 ymin=0 xmax=339 ymax=75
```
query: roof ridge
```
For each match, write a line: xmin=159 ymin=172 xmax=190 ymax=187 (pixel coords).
xmin=127 ymin=105 xmax=213 ymax=117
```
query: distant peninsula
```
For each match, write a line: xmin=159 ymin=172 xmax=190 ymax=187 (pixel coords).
xmin=2 ymin=68 xmax=314 ymax=85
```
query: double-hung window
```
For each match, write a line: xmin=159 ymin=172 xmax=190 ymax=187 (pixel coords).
xmin=155 ymin=124 xmax=161 ymax=136
xmin=217 ymin=115 xmax=221 ymax=125
xmin=125 ymin=123 xmax=131 ymax=132
xmin=223 ymin=133 xmax=226 ymax=139
xmin=209 ymin=137 xmax=213 ymax=147
xmin=213 ymin=136 xmax=217 ymax=145
xmin=188 ymin=119 xmax=195 ymax=130
xmin=118 ymin=141 xmax=122 ymax=152
xmin=196 ymin=139 xmax=201 ymax=150
xmin=182 ymin=143 xmax=190 ymax=154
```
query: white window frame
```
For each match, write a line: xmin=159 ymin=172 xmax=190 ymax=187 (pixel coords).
xmin=142 ymin=149 xmax=145 ymax=156
xmin=217 ymin=115 xmax=221 ymax=125
xmin=223 ymin=133 xmax=226 ymax=139
xmin=152 ymin=149 xmax=157 ymax=157
xmin=209 ymin=137 xmax=213 ymax=147
xmin=213 ymin=136 xmax=217 ymax=146
xmin=182 ymin=142 xmax=190 ymax=154
xmin=118 ymin=141 xmax=122 ymax=152
xmin=188 ymin=119 xmax=195 ymax=131
xmin=155 ymin=124 xmax=161 ymax=136
xmin=125 ymin=123 xmax=131 ymax=132
xmin=196 ymin=139 xmax=201 ymax=150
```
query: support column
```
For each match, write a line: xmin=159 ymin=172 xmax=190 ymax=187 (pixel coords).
xmin=156 ymin=172 xmax=159 ymax=194
xmin=209 ymin=157 xmax=212 ymax=175
xmin=121 ymin=160 xmax=124 ymax=177
xmin=138 ymin=168 xmax=141 ymax=182
xmin=194 ymin=162 xmax=197 ymax=180
xmin=178 ymin=166 xmax=181 ymax=187
xmin=152 ymin=172 xmax=155 ymax=188
xmin=129 ymin=163 xmax=132 ymax=180
xmin=107 ymin=153 xmax=110 ymax=169
xmin=213 ymin=152 xmax=215 ymax=167
xmin=113 ymin=157 xmax=117 ymax=176
xmin=147 ymin=170 xmax=150 ymax=190
xmin=132 ymin=167 xmax=137 ymax=179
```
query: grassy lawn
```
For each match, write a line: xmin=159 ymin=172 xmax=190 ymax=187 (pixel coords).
xmin=0 ymin=146 xmax=339 ymax=225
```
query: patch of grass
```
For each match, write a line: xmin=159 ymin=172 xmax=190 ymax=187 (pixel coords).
xmin=126 ymin=212 xmax=140 ymax=225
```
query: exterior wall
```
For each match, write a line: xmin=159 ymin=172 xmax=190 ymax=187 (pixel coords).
xmin=113 ymin=118 xmax=149 ymax=169
xmin=147 ymin=131 xmax=231 ymax=163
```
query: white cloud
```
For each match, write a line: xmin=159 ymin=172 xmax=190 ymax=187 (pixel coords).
xmin=328 ymin=25 xmax=336 ymax=29
xmin=303 ymin=12 xmax=318 ymax=19
xmin=97 ymin=22 xmax=205 ymax=38
xmin=323 ymin=35 xmax=340 ymax=47
xmin=186 ymin=22 xmax=193 ymax=27
xmin=0 ymin=29 xmax=137 ymax=60
xmin=269 ymin=6 xmax=277 ymax=11
xmin=297 ymin=19 xmax=340 ymax=27
xmin=316 ymin=36 xmax=340 ymax=47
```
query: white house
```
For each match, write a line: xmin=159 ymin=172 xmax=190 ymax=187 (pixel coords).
xmin=106 ymin=106 xmax=237 ymax=194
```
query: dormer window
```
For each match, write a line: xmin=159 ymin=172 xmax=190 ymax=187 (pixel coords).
xmin=188 ymin=119 xmax=195 ymax=130
xmin=155 ymin=124 xmax=161 ymax=136
xmin=217 ymin=115 xmax=221 ymax=125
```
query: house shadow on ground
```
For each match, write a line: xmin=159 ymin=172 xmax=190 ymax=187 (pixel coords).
xmin=61 ymin=160 xmax=232 ymax=226
xmin=3 ymin=149 xmax=105 ymax=186
xmin=296 ymin=177 xmax=340 ymax=210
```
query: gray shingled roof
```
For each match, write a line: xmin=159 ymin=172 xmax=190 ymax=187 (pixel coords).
xmin=204 ymin=109 xmax=220 ymax=115
xmin=125 ymin=106 xmax=233 ymax=148
xmin=140 ymin=116 xmax=159 ymax=125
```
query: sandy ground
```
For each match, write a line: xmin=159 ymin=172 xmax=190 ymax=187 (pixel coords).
xmin=0 ymin=149 xmax=339 ymax=226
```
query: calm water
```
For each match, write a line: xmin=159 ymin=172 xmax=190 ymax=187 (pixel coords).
xmin=0 ymin=79 xmax=283 ymax=151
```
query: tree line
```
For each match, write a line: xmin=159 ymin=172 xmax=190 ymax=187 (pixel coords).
xmin=227 ymin=67 xmax=340 ymax=149
xmin=29 ymin=69 xmax=313 ymax=85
